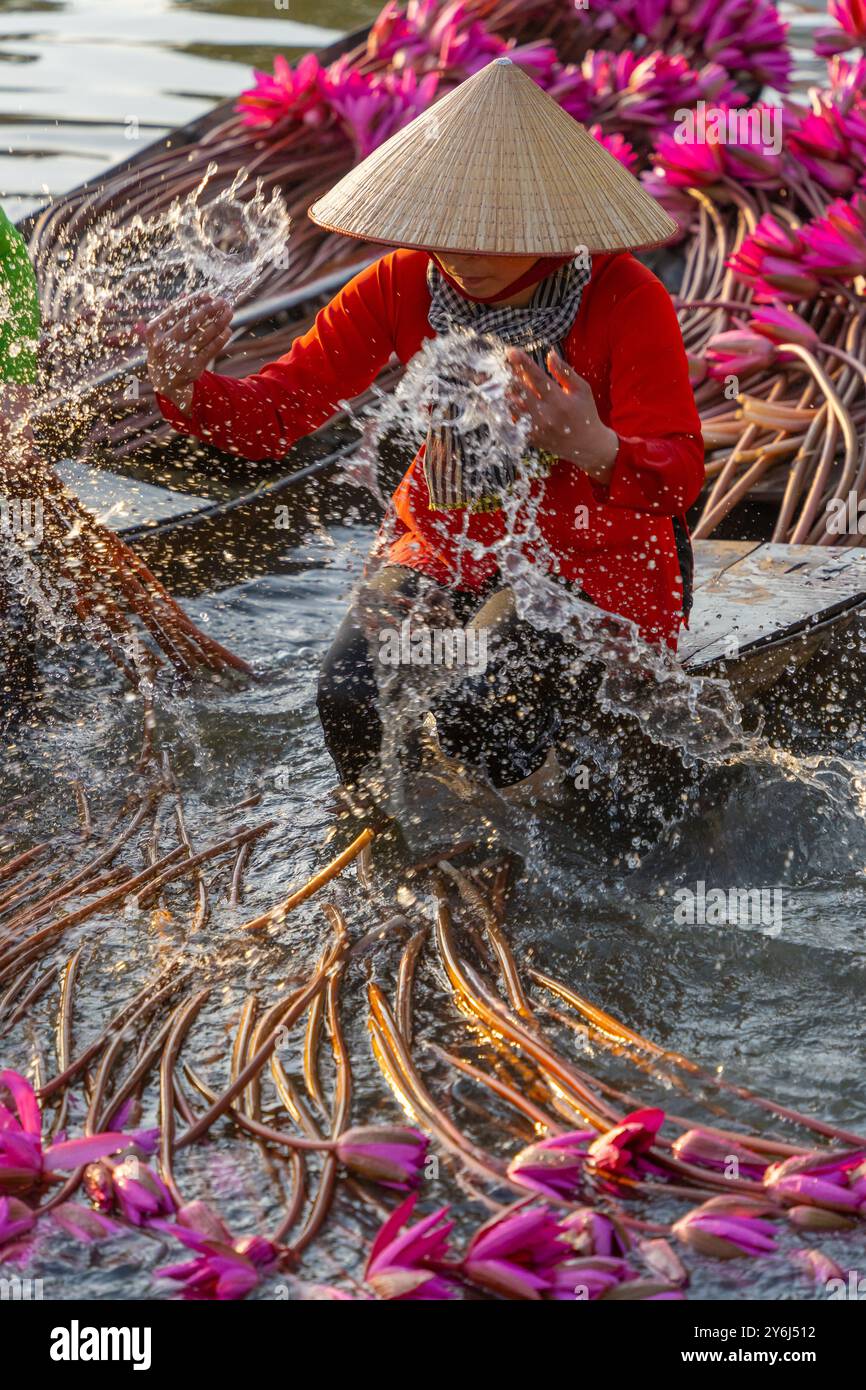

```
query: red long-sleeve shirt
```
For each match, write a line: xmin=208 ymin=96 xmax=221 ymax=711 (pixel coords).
xmin=158 ymin=249 xmax=704 ymax=646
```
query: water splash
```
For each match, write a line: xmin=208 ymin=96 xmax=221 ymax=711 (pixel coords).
xmin=342 ymin=328 xmax=750 ymax=848
xmin=365 ymin=329 xmax=530 ymax=481
xmin=37 ymin=165 xmax=291 ymax=413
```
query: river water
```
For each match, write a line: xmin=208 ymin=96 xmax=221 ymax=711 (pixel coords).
xmin=2 ymin=1 xmax=866 ymax=1303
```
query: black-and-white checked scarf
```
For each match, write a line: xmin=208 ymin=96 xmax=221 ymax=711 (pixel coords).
xmin=424 ymin=254 xmax=593 ymax=511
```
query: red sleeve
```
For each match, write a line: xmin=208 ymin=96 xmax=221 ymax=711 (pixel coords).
xmin=156 ymin=252 xmax=406 ymax=461
xmin=596 ymin=276 xmax=705 ymax=516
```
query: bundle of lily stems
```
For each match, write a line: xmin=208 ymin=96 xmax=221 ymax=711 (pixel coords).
xmin=21 ymin=0 xmax=866 ymax=546
xmin=1 ymin=730 xmax=865 ymax=1300
xmin=0 ymin=457 xmax=251 ymax=685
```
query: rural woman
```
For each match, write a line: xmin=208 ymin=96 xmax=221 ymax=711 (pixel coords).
xmin=146 ymin=58 xmax=705 ymax=834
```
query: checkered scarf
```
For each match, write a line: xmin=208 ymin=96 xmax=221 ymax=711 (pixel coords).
xmin=424 ymin=254 xmax=593 ymax=511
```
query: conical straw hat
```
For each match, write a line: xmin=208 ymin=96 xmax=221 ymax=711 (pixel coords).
xmin=308 ymin=56 xmax=676 ymax=256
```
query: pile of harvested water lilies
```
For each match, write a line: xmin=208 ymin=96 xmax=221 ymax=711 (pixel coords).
xmin=0 ymin=465 xmax=252 ymax=689
xmin=3 ymin=725 xmax=866 ymax=1301
xmin=22 ymin=0 xmax=866 ymax=546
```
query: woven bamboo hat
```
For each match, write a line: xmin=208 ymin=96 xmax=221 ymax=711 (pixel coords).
xmin=308 ymin=56 xmax=675 ymax=255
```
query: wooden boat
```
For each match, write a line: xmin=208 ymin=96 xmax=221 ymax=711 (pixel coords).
xmin=18 ymin=17 xmax=866 ymax=707
xmin=683 ymin=540 xmax=866 ymax=699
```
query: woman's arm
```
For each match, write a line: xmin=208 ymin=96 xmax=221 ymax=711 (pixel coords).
xmin=507 ymin=271 xmax=704 ymax=516
xmin=597 ymin=275 xmax=705 ymax=516
xmin=148 ymin=253 xmax=406 ymax=462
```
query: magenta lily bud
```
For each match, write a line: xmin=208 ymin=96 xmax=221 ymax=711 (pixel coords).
xmin=334 ymin=1125 xmax=429 ymax=1189
xmin=751 ymin=304 xmax=819 ymax=350
xmin=786 ymin=1204 xmax=857 ymax=1232
xmin=507 ymin=1130 xmax=594 ymax=1201
xmin=767 ymin=1173 xmax=865 ymax=1212
xmin=365 ymin=1194 xmax=457 ymax=1301
xmin=85 ymin=1154 xmax=176 ymax=1226
xmin=815 ymin=0 xmax=866 ymax=57
xmin=672 ymin=1128 xmax=768 ymax=1180
xmin=707 ymin=328 xmax=776 ymax=378
xmin=765 ymin=1148 xmax=866 ymax=1214
xmin=764 ymin=1150 xmax=866 ymax=1184
xmin=673 ymin=1198 xmax=778 ymax=1259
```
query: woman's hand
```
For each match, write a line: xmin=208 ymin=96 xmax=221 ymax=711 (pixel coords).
xmin=143 ymin=292 xmax=233 ymax=414
xmin=506 ymin=346 xmax=618 ymax=485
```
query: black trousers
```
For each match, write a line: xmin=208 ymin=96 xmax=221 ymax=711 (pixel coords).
xmin=316 ymin=565 xmax=691 ymax=836
xmin=317 ymin=564 xmax=586 ymax=789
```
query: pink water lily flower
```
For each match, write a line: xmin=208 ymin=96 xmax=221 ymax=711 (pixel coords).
xmin=802 ymin=194 xmax=866 ymax=279
xmin=706 ymin=327 xmax=776 ymax=378
xmin=573 ymin=0 xmax=790 ymax=90
xmin=154 ymin=1200 xmax=280 ymax=1301
xmin=652 ymin=130 xmax=726 ymax=188
xmin=587 ymin=1107 xmax=665 ymax=1178
xmin=728 ymin=220 xmax=821 ymax=300
xmin=0 ymin=1069 xmax=146 ymax=1195
xmin=816 ymin=0 xmax=866 ymax=57
xmin=334 ymin=1124 xmax=429 ymax=1189
xmin=672 ymin=1127 xmax=768 ymax=1180
xmin=236 ymin=52 xmax=330 ymax=131
xmin=787 ymin=108 xmax=858 ymax=195
xmin=673 ymin=1196 xmax=778 ymax=1259
xmin=461 ymin=1205 xmax=572 ymax=1300
xmin=687 ymin=0 xmax=792 ymax=88
xmin=435 ymin=11 xmax=507 ymax=77
xmin=364 ymin=1194 xmax=456 ymax=1300
xmin=367 ymin=0 xmax=425 ymax=64
xmin=322 ymin=61 xmax=439 ymax=159
xmin=750 ymin=303 xmax=819 ymax=350
xmin=507 ymin=1130 xmax=594 ymax=1201
xmin=764 ymin=1148 xmax=866 ymax=1213
xmin=85 ymin=1154 xmax=176 ymax=1226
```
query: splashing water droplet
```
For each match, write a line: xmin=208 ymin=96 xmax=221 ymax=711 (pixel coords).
xmin=37 ymin=164 xmax=292 ymax=412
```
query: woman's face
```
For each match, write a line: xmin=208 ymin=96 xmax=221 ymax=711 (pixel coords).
xmin=434 ymin=252 xmax=538 ymax=297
